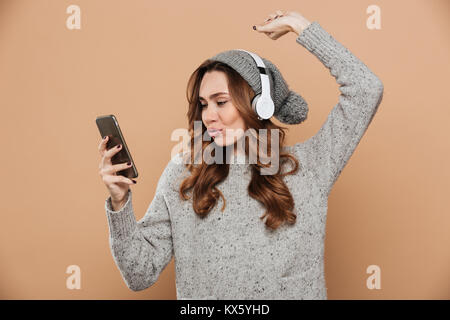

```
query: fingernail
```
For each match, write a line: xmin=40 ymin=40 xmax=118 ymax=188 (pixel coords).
xmin=132 ymin=180 xmax=137 ymax=184
xmin=253 ymin=25 xmax=256 ymax=30
xmin=127 ymin=162 xmax=131 ymax=166
xmin=117 ymin=144 xmax=121 ymax=149
xmin=103 ymin=136 xmax=107 ymax=140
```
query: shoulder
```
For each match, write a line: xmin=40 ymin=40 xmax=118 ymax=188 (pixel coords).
xmin=282 ymin=143 xmax=305 ymax=160
xmin=158 ymin=151 xmax=190 ymax=192
xmin=287 ymin=140 xmax=314 ymax=159
xmin=169 ymin=151 xmax=191 ymax=165
xmin=281 ymin=142 xmax=310 ymax=173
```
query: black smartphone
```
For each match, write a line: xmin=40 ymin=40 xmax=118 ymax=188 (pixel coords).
xmin=95 ymin=114 xmax=138 ymax=179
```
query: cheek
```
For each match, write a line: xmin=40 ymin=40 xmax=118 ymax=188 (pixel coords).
xmin=222 ymin=105 xmax=244 ymax=128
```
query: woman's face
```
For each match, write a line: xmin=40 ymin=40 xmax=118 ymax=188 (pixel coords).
xmin=199 ymin=70 xmax=246 ymax=149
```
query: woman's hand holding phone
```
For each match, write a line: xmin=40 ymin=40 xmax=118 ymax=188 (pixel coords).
xmin=98 ymin=135 xmax=137 ymax=210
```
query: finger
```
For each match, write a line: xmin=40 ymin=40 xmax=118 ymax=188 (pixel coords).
xmin=106 ymin=143 xmax=123 ymax=159
xmin=112 ymin=161 xmax=133 ymax=175
xmin=98 ymin=135 xmax=109 ymax=155
xmin=262 ymin=13 xmax=276 ymax=24
xmin=263 ymin=30 xmax=276 ymax=39
xmin=255 ymin=22 xmax=277 ymax=33
xmin=270 ymin=31 xmax=284 ymax=40
xmin=110 ymin=175 xmax=136 ymax=185
xmin=101 ymin=142 xmax=122 ymax=168
xmin=265 ymin=32 xmax=275 ymax=39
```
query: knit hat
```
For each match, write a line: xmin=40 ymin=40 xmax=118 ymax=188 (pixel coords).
xmin=209 ymin=49 xmax=308 ymax=124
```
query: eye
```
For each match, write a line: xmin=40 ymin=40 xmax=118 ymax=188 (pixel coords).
xmin=198 ymin=101 xmax=227 ymax=108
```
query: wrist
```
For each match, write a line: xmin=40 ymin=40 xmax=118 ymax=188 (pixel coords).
xmin=289 ymin=18 xmax=311 ymax=36
xmin=111 ymin=194 xmax=128 ymax=211
xmin=111 ymin=200 xmax=126 ymax=211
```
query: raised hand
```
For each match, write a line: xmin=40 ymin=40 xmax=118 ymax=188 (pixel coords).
xmin=253 ymin=10 xmax=311 ymax=39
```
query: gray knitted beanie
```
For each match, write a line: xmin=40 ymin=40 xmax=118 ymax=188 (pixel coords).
xmin=209 ymin=49 xmax=308 ymax=124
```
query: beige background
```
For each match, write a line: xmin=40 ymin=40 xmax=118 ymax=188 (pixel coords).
xmin=0 ymin=0 xmax=449 ymax=299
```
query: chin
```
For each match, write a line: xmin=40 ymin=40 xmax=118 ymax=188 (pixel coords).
xmin=212 ymin=134 xmax=243 ymax=148
xmin=212 ymin=137 xmax=228 ymax=147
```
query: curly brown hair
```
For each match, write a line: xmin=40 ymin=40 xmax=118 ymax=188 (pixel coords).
xmin=179 ymin=59 xmax=302 ymax=230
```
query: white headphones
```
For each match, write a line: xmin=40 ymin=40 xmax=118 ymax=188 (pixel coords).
xmin=235 ymin=49 xmax=275 ymax=120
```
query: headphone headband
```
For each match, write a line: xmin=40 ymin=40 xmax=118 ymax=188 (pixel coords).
xmin=235 ymin=49 xmax=275 ymax=120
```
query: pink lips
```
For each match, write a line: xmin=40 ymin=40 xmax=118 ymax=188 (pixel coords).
xmin=207 ymin=128 xmax=223 ymax=137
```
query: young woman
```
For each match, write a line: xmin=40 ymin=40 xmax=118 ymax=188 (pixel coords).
xmin=98 ymin=10 xmax=384 ymax=299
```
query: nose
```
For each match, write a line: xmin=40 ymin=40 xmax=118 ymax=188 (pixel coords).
xmin=203 ymin=104 xmax=219 ymax=124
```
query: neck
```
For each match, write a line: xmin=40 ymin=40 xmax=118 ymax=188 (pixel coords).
xmin=224 ymin=144 xmax=247 ymax=164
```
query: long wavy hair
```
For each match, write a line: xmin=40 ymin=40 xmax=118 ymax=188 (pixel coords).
xmin=179 ymin=59 xmax=301 ymax=230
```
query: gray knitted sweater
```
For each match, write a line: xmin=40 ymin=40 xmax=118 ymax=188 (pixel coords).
xmin=104 ymin=21 xmax=384 ymax=300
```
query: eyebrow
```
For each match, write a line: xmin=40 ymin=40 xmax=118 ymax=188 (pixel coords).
xmin=198 ymin=92 xmax=229 ymax=100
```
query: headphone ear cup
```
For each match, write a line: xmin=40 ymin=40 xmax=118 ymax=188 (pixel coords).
xmin=252 ymin=94 xmax=274 ymax=120
xmin=252 ymin=94 xmax=260 ymax=116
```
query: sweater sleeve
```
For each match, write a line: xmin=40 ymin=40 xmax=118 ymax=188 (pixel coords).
xmin=104 ymin=160 xmax=174 ymax=291
xmin=294 ymin=21 xmax=384 ymax=192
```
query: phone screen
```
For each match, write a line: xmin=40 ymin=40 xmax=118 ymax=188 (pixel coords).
xmin=95 ymin=114 xmax=138 ymax=179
